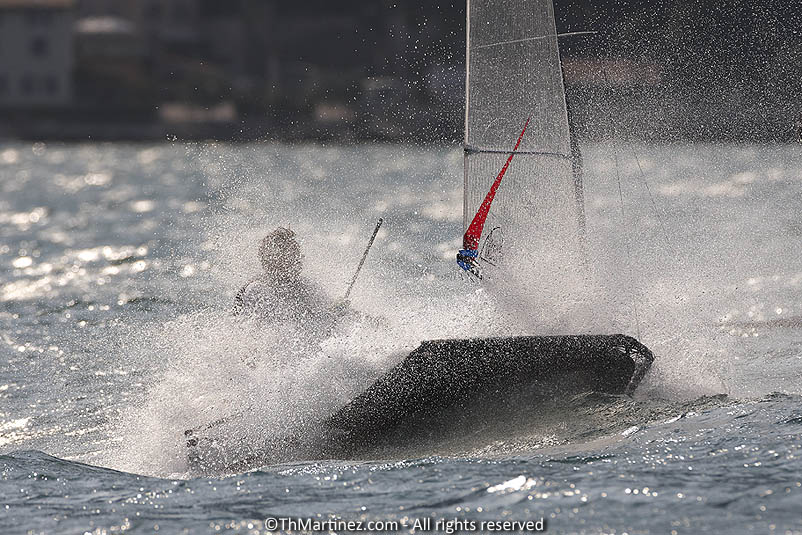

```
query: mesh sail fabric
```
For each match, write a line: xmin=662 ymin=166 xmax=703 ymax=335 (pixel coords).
xmin=464 ymin=0 xmax=581 ymax=278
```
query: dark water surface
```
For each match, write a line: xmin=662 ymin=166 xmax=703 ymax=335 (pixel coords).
xmin=1 ymin=142 xmax=801 ymax=534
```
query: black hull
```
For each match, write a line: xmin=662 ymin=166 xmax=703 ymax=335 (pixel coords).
xmin=320 ymin=334 xmax=653 ymax=456
xmin=186 ymin=334 xmax=653 ymax=472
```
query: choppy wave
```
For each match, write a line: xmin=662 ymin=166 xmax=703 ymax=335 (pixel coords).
xmin=3 ymin=393 xmax=801 ymax=533
xmin=1 ymin=141 xmax=801 ymax=533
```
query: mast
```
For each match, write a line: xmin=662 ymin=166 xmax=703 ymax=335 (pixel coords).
xmin=564 ymin=76 xmax=587 ymax=249
xmin=463 ymin=0 xmax=473 ymax=233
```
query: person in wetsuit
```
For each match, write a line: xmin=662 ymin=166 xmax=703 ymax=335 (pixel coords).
xmin=233 ymin=228 xmax=346 ymax=331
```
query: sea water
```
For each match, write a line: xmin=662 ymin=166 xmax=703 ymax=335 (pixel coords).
xmin=0 ymin=141 xmax=800 ymax=534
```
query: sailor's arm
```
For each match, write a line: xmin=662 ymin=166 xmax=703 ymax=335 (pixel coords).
xmin=231 ymin=278 xmax=258 ymax=315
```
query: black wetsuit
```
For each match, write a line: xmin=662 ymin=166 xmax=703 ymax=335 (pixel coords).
xmin=232 ymin=275 xmax=341 ymax=332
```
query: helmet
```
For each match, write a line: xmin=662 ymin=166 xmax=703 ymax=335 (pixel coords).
xmin=258 ymin=227 xmax=301 ymax=277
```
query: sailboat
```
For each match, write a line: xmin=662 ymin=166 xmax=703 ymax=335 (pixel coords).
xmin=317 ymin=0 xmax=653 ymax=456
xmin=186 ymin=0 xmax=653 ymax=470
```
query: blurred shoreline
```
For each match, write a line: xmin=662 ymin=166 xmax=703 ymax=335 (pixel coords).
xmin=1 ymin=1 xmax=798 ymax=144
xmin=1 ymin=90 xmax=798 ymax=144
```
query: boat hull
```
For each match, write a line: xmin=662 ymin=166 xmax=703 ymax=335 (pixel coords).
xmin=186 ymin=334 xmax=653 ymax=472
xmin=321 ymin=334 xmax=653 ymax=456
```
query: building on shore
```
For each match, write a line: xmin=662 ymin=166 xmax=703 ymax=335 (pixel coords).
xmin=74 ymin=15 xmax=152 ymax=111
xmin=0 ymin=0 xmax=75 ymax=109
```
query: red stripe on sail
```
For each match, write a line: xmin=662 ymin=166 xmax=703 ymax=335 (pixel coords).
xmin=462 ymin=116 xmax=531 ymax=251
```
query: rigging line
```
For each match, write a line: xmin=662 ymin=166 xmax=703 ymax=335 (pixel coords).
xmin=627 ymin=143 xmax=677 ymax=254
xmin=602 ymin=69 xmax=642 ymax=340
xmin=474 ymin=31 xmax=597 ymax=50
xmin=612 ymin=143 xmax=642 ymax=340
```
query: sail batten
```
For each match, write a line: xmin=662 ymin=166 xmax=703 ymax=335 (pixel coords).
xmin=464 ymin=146 xmax=571 ymax=159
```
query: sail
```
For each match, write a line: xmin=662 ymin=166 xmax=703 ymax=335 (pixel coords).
xmin=463 ymin=0 xmax=583 ymax=283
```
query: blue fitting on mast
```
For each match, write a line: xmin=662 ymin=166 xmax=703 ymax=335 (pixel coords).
xmin=456 ymin=249 xmax=482 ymax=278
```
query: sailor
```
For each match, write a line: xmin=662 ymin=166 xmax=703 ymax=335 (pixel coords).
xmin=233 ymin=228 xmax=347 ymax=332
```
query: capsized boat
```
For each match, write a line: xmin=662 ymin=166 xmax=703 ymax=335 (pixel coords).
xmin=321 ymin=0 xmax=655 ymax=454
xmin=186 ymin=0 xmax=654 ymax=472
xmin=321 ymin=335 xmax=653 ymax=457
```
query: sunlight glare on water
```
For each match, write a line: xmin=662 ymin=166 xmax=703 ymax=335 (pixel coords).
xmin=0 ymin=141 xmax=801 ymax=533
